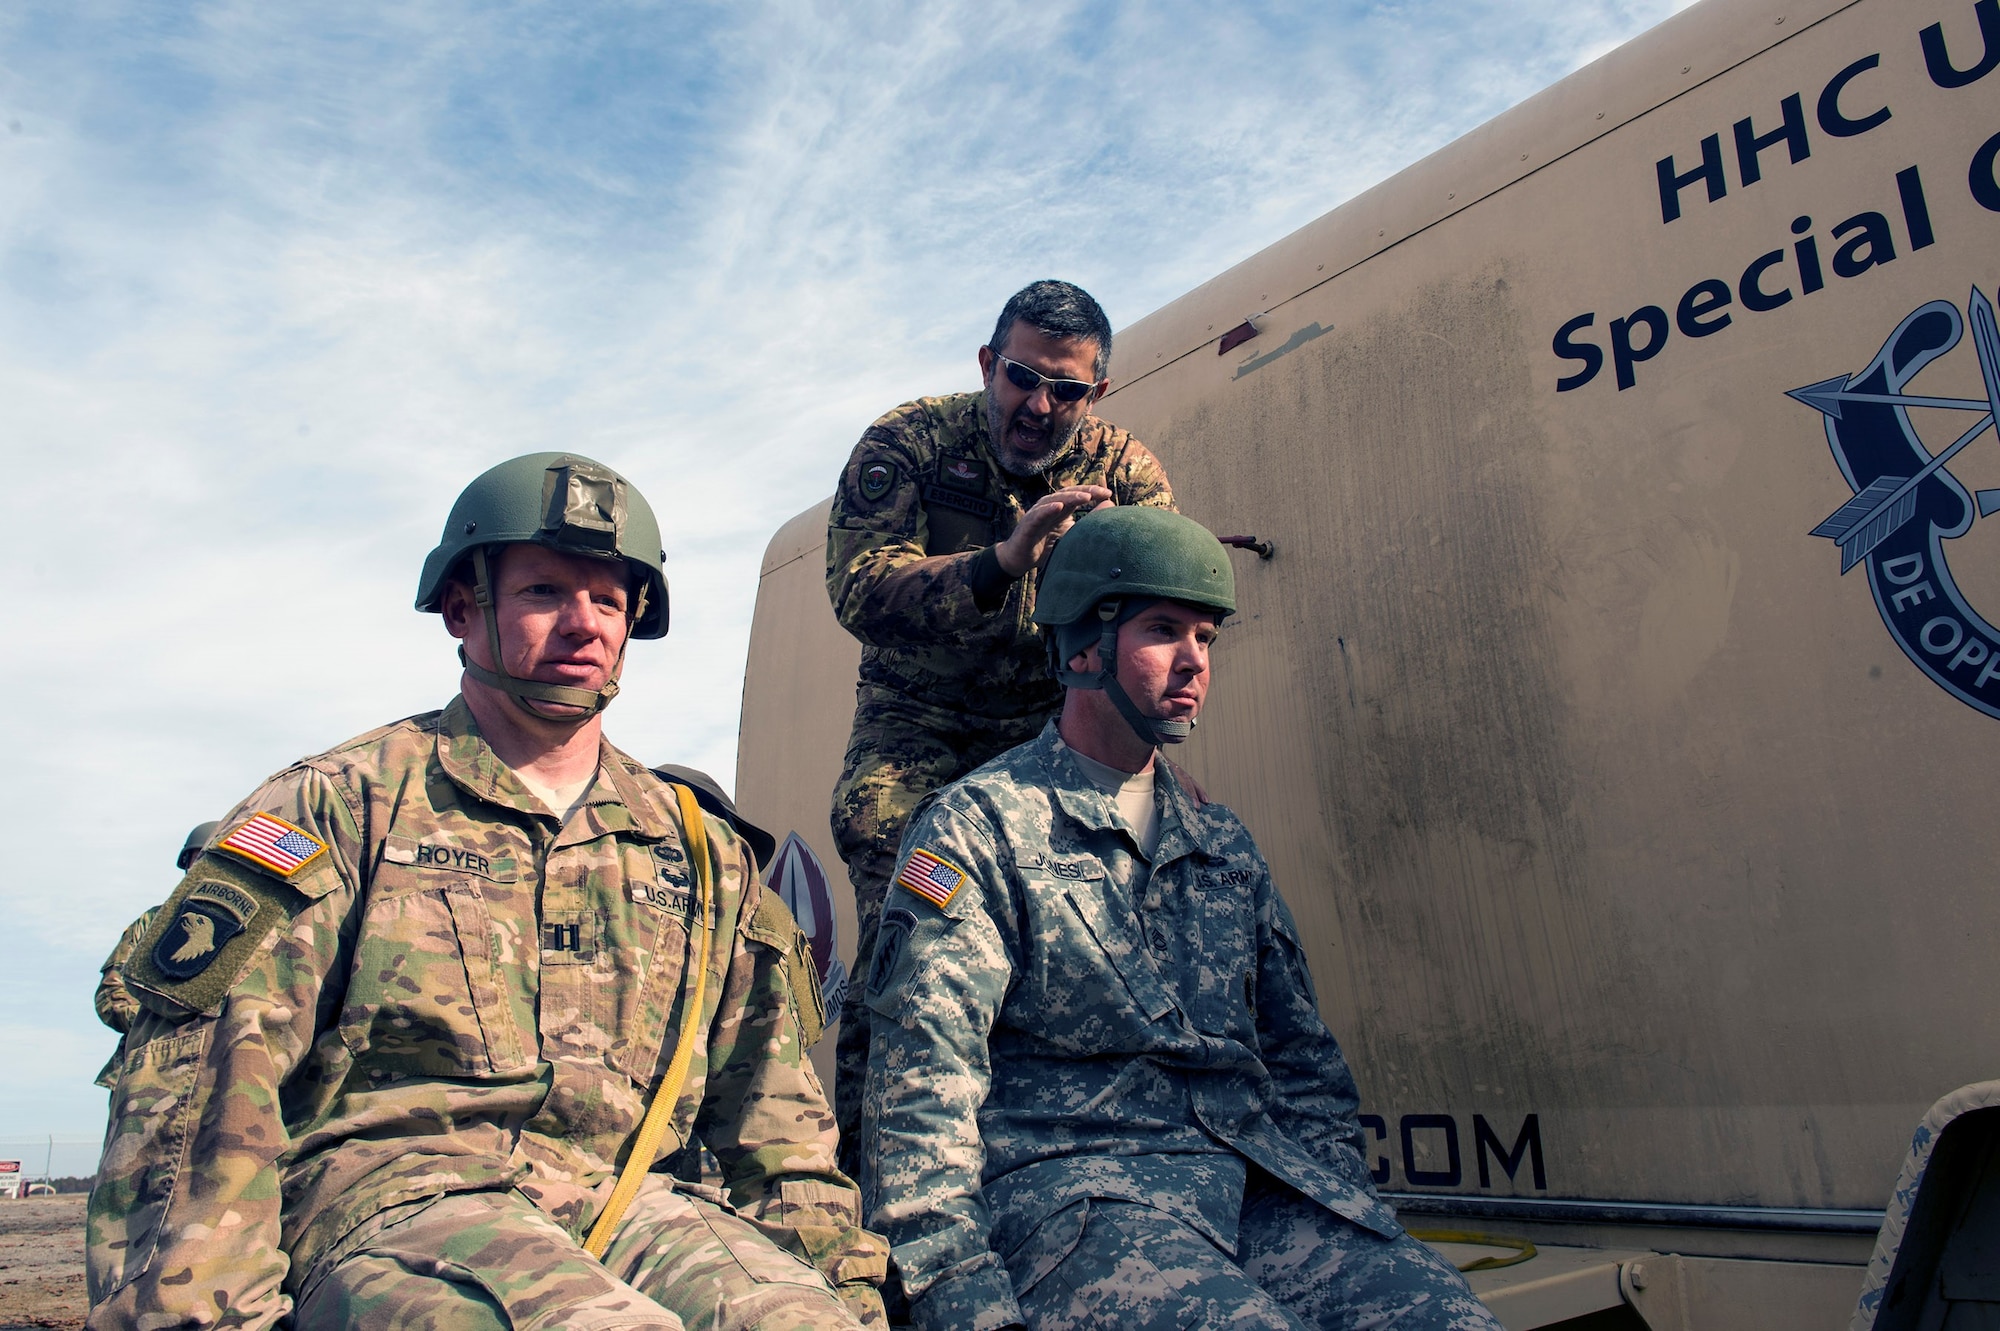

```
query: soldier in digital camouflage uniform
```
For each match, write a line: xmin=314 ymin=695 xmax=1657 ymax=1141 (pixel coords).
xmin=89 ymin=453 xmax=887 ymax=1331
xmin=826 ymin=280 xmax=1175 ymax=1170
xmin=861 ymin=506 xmax=1503 ymax=1331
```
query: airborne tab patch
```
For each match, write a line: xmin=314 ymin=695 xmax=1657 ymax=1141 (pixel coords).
xmin=152 ymin=882 xmax=254 ymax=980
xmin=895 ymin=847 xmax=968 ymax=911
xmin=217 ymin=812 xmax=327 ymax=877
xmin=130 ymin=858 xmax=297 ymax=1016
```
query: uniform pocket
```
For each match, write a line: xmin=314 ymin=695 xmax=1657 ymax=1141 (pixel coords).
xmin=338 ymin=866 xmax=532 ymax=1075
xmin=686 ymin=1190 xmax=831 ymax=1289
xmin=1187 ymin=865 xmax=1257 ymax=1038
xmin=605 ymin=910 xmax=689 ymax=1084
xmin=1016 ymin=875 xmax=1168 ymax=1055
xmin=921 ymin=502 xmax=994 ymax=556
xmin=1001 ymin=1199 xmax=1090 ymax=1301
xmin=90 ymin=1024 xmax=208 ymax=1299
xmin=775 ymin=1178 xmax=858 ymax=1228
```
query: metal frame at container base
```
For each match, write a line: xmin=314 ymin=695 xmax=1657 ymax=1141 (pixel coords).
xmin=1383 ymin=1192 xmax=1886 ymax=1235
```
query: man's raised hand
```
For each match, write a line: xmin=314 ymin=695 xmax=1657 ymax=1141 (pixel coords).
xmin=995 ymin=485 xmax=1114 ymax=577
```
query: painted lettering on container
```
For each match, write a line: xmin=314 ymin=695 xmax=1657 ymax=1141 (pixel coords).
xmin=1357 ymin=1112 xmax=1547 ymax=1192
xmin=1553 ymin=3 xmax=1996 ymax=393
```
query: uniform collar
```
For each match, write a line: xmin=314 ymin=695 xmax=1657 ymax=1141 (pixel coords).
xmin=434 ymin=696 xmax=679 ymax=845
xmin=594 ymin=752 xmax=681 ymax=844
xmin=436 ymin=696 xmax=542 ymax=816
xmin=1039 ymin=721 xmax=1223 ymax=863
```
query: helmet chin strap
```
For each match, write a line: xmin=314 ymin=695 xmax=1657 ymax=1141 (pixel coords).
xmin=458 ymin=545 xmax=644 ymax=720
xmin=1053 ymin=600 xmax=1195 ymax=749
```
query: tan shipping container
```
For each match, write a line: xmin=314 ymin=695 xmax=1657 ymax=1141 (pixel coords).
xmin=738 ymin=0 xmax=2000 ymax=1322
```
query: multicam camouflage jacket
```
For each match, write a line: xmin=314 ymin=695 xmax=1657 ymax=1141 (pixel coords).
xmin=94 ymin=907 xmax=159 ymax=1036
xmin=861 ymin=723 xmax=1399 ymax=1331
xmin=89 ymin=697 xmax=884 ymax=1329
xmin=826 ymin=391 xmax=1173 ymax=721
xmin=93 ymin=907 xmax=161 ymax=1090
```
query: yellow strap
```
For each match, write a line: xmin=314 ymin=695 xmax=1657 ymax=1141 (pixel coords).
xmin=1404 ymin=1228 xmax=1539 ymax=1272
xmin=583 ymin=784 xmax=715 ymax=1259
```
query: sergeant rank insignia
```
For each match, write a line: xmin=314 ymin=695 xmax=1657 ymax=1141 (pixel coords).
xmin=895 ymin=847 xmax=967 ymax=910
xmin=1790 ymin=287 xmax=2000 ymax=719
xmin=216 ymin=812 xmax=328 ymax=877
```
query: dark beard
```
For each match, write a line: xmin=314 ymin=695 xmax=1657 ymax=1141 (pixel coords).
xmin=987 ymin=393 xmax=1083 ymax=478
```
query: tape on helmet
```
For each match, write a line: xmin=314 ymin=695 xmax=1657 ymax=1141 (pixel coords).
xmin=417 ymin=453 xmax=670 ymax=719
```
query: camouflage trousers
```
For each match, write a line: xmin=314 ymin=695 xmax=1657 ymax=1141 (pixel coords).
xmin=997 ymin=1179 xmax=1503 ymax=1331
xmin=829 ymin=683 xmax=1050 ymax=1179
xmin=294 ymin=1178 xmax=867 ymax=1331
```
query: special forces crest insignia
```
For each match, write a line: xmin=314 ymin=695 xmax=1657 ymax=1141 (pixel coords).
xmin=1792 ymin=288 xmax=2000 ymax=719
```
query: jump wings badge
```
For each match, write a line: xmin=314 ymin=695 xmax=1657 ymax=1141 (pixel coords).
xmin=1792 ymin=287 xmax=2000 ymax=718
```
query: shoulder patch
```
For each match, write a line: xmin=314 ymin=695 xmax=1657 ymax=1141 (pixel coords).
xmin=895 ymin=846 xmax=968 ymax=911
xmin=150 ymin=881 xmax=254 ymax=980
xmin=867 ymin=906 xmax=919 ymax=998
xmin=746 ymin=888 xmax=798 ymax=948
xmin=128 ymin=856 xmax=308 ymax=1016
xmin=747 ymin=891 xmax=827 ymax=1048
xmin=215 ymin=812 xmax=328 ymax=878
xmin=858 ymin=459 xmax=898 ymax=502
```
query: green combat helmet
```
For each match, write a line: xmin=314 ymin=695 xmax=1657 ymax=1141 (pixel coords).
xmin=176 ymin=821 xmax=220 ymax=871
xmin=1033 ymin=505 xmax=1236 ymax=747
xmin=415 ymin=453 xmax=670 ymax=717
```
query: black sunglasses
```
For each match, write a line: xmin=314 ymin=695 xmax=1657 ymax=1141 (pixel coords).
xmin=992 ymin=352 xmax=1098 ymax=404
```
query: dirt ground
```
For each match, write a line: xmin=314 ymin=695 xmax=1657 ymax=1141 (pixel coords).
xmin=0 ymin=1195 xmax=86 ymax=1331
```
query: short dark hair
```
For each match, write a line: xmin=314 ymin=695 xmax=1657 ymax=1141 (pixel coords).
xmin=989 ymin=280 xmax=1113 ymax=381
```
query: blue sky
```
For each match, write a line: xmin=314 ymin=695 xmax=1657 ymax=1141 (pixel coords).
xmin=0 ymin=0 xmax=1691 ymax=1163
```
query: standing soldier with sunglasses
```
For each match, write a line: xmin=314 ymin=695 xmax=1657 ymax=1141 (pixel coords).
xmin=824 ymin=280 xmax=1175 ymax=1174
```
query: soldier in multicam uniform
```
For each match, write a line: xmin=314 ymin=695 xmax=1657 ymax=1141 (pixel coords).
xmin=860 ymin=506 xmax=1505 ymax=1331
xmin=825 ymin=280 xmax=1175 ymax=1169
xmin=93 ymin=821 xmax=217 ymax=1051
xmin=89 ymin=454 xmax=887 ymax=1331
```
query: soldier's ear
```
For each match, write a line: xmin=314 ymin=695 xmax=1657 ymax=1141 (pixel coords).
xmin=439 ymin=579 xmax=477 ymax=640
xmin=977 ymin=344 xmax=997 ymax=383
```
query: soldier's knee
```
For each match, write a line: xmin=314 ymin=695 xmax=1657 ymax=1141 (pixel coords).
xmin=724 ymin=1283 xmax=865 ymax=1331
xmin=293 ymin=1251 xmax=515 ymax=1331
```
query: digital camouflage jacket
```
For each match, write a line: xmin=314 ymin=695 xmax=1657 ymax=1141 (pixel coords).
xmin=861 ymin=723 xmax=1398 ymax=1331
xmin=88 ymin=697 xmax=884 ymax=1329
xmin=826 ymin=391 xmax=1173 ymax=721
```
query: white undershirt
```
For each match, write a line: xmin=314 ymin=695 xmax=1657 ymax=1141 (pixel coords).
xmin=1069 ymin=749 xmax=1161 ymax=858
xmin=516 ymin=768 xmax=598 ymax=823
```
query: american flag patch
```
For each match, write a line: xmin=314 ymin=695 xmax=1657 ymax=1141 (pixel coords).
xmin=217 ymin=813 xmax=328 ymax=877
xmin=895 ymin=847 xmax=968 ymax=910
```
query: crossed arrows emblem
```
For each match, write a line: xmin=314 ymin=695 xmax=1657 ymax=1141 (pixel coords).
xmin=1791 ymin=287 xmax=2000 ymax=572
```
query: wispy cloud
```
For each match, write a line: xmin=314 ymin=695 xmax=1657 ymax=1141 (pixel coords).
xmin=0 ymin=0 xmax=1690 ymax=1134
